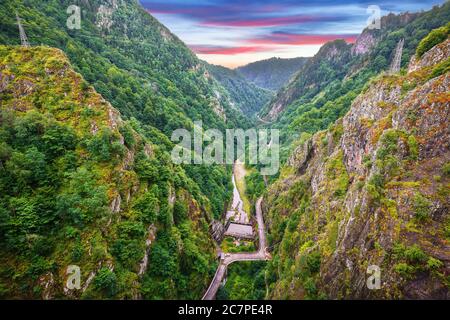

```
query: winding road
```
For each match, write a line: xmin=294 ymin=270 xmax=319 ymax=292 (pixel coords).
xmin=202 ymin=197 xmax=270 ymax=300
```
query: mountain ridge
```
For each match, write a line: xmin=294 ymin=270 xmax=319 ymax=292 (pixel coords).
xmin=263 ymin=37 xmax=450 ymax=299
xmin=206 ymin=63 xmax=273 ymax=117
xmin=258 ymin=3 xmax=450 ymax=152
xmin=236 ymin=57 xmax=309 ymax=91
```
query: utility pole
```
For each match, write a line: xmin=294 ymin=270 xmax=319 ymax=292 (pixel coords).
xmin=390 ymin=38 xmax=404 ymax=73
xmin=16 ymin=12 xmax=30 ymax=47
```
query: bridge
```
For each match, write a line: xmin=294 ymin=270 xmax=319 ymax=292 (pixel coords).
xmin=202 ymin=197 xmax=270 ymax=300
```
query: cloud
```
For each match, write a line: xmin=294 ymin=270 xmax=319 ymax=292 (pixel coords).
xmin=200 ymin=14 xmax=346 ymax=28
xmin=189 ymin=45 xmax=268 ymax=55
xmin=247 ymin=32 xmax=358 ymax=45
xmin=139 ymin=0 xmax=443 ymax=66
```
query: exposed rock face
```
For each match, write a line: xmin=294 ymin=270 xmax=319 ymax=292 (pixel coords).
xmin=265 ymin=40 xmax=450 ymax=299
xmin=138 ymin=225 xmax=156 ymax=276
xmin=287 ymin=139 xmax=314 ymax=175
xmin=352 ymin=31 xmax=377 ymax=56
xmin=408 ymin=40 xmax=450 ymax=73
xmin=342 ymin=81 xmax=402 ymax=176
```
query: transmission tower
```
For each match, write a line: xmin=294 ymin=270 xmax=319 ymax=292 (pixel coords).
xmin=390 ymin=38 xmax=404 ymax=73
xmin=16 ymin=12 xmax=30 ymax=47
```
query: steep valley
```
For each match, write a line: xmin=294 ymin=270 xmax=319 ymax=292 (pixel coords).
xmin=0 ymin=0 xmax=449 ymax=301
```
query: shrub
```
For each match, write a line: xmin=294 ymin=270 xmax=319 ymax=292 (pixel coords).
xmin=377 ymin=130 xmax=399 ymax=161
xmin=427 ymin=257 xmax=443 ymax=271
xmin=303 ymin=277 xmax=317 ymax=298
xmin=428 ymin=58 xmax=450 ymax=79
xmin=407 ymin=135 xmax=419 ymax=161
xmin=111 ymin=239 xmax=144 ymax=268
xmin=445 ymin=220 xmax=450 ymax=239
xmin=119 ymin=124 xmax=136 ymax=149
xmin=148 ymin=243 xmax=177 ymax=277
xmin=173 ymin=200 xmax=188 ymax=224
xmin=416 ymin=24 xmax=449 ymax=58
xmin=306 ymin=252 xmax=321 ymax=274
xmin=85 ymin=128 xmax=125 ymax=162
xmin=133 ymin=190 xmax=159 ymax=224
xmin=0 ymin=283 xmax=9 ymax=298
xmin=93 ymin=268 xmax=117 ymax=298
xmin=443 ymin=162 xmax=450 ymax=177
xmin=413 ymin=193 xmax=431 ymax=222
xmin=116 ymin=221 xmax=146 ymax=239
xmin=404 ymin=245 xmax=428 ymax=263
xmin=363 ymin=154 xmax=372 ymax=169
xmin=394 ymin=263 xmax=415 ymax=278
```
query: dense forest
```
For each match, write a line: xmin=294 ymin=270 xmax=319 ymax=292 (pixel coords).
xmin=0 ymin=0 xmax=448 ymax=301
xmin=0 ymin=0 xmax=252 ymax=220
xmin=207 ymin=64 xmax=273 ymax=117
xmin=259 ymin=3 xmax=450 ymax=159
xmin=0 ymin=45 xmax=226 ymax=299
xmin=0 ymin=0 xmax=246 ymax=299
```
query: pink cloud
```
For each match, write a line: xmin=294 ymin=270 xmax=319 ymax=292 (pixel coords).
xmin=189 ymin=45 xmax=268 ymax=55
xmin=248 ymin=33 xmax=358 ymax=45
xmin=201 ymin=15 xmax=335 ymax=27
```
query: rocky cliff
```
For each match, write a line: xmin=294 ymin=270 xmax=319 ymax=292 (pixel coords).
xmin=258 ymin=3 xmax=449 ymax=143
xmin=263 ymin=39 xmax=449 ymax=299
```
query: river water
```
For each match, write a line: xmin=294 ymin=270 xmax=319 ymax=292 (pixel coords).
xmin=225 ymin=162 xmax=249 ymax=224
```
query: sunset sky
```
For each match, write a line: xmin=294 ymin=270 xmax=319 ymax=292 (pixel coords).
xmin=139 ymin=0 xmax=444 ymax=68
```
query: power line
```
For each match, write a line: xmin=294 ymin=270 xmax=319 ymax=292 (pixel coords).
xmin=390 ymin=38 xmax=404 ymax=74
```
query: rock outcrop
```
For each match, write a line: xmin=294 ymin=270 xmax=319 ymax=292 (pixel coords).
xmin=265 ymin=40 xmax=450 ymax=299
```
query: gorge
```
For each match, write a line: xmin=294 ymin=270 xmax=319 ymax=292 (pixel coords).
xmin=0 ymin=0 xmax=448 ymax=300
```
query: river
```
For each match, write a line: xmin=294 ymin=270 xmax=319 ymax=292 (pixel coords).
xmin=225 ymin=160 xmax=249 ymax=224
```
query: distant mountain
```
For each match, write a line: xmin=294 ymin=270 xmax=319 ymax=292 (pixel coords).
xmin=236 ymin=57 xmax=309 ymax=91
xmin=261 ymin=39 xmax=353 ymax=122
xmin=207 ymin=64 xmax=273 ymax=117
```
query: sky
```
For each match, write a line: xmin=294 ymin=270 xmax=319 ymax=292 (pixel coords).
xmin=139 ymin=0 xmax=444 ymax=68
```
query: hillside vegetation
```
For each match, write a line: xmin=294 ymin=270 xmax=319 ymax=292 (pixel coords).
xmin=207 ymin=64 xmax=273 ymax=117
xmin=260 ymin=4 xmax=450 ymax=159
xmin=0 ymin=45 xmax=224 ymax=299
xmin=237 ymin=57 xmax=309 ymax=91
xmin=262 ymin=36 xmax=450 ymax=300
xmin=0 ymin=0 xmax=249 ymax=218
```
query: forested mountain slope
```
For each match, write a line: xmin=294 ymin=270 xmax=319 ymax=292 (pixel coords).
xmin=1 ymin=0 xmax=248 ymax=131
xmin=0 ymin=0 xmax=241 ymax=226
xmin=260 ymin=3 xmax=450 ymax=155
xmin=207 ymin=64 xmax=273 ymax=117
xmin=0 ymin=45 xmax=222 ymax=299
xmin=237 ymin=57 xmax=309 ymax=91
xmin=0 ymin=0 xmax=247 ymax=299
xmin=262 ymin=37 xmax=450 ymax=299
